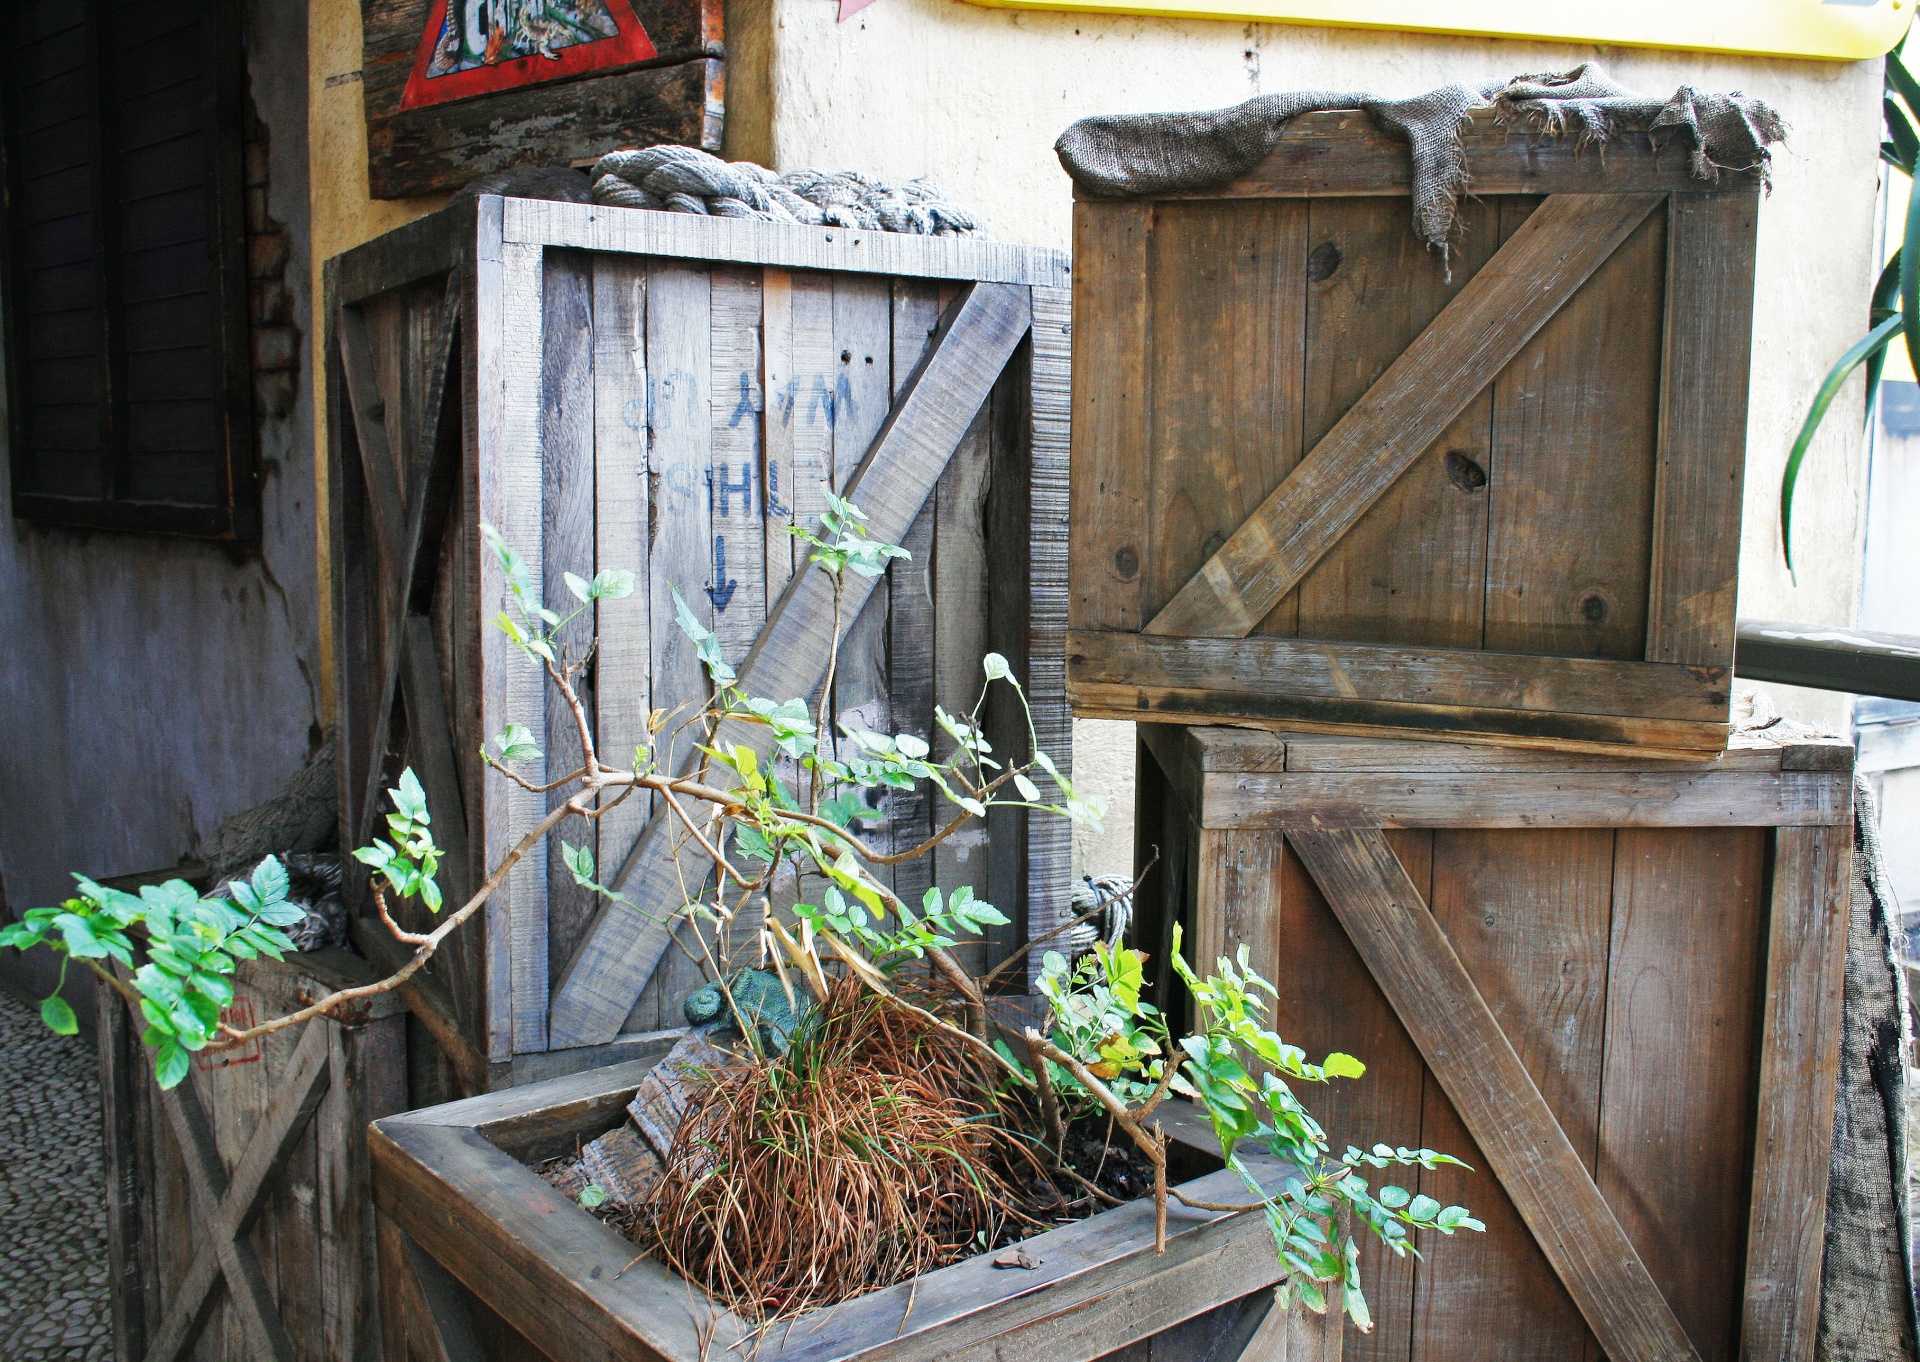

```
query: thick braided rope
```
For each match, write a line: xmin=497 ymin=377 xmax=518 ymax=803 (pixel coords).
xmin=590 ymin=144 xmax=983 ymax=236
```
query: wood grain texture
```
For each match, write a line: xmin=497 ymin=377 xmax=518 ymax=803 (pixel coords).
xmin=1284 ymin=827 xmax=1700 ymax=1362
xmin=1142 ymin=200 xmax=1306 ymax=624
xmin=1024 ymin=283 xmax=1076 ymax=984
xmin=1484 ymin=200 xmax=1665 ymax=660
xmin=1068 ymin=630 xmax=1730 ymax=721
xmin=540 ymin=251 xmax=598 ymax=1011
xmin=1152 ymin=110 xmax=1761 ymax=201
xmin=1413 ymin=830 xmax=1615 ymax=1362
xmin=1598 ymin=829 xmax=1770 ymax=1360
xmin=1145 ymin=193 xmax=1662 ymax=640
xmin=708 ymin=266 xmax=768 ymax=666
xmin=1645 ymin=191 xmax=1760 ymax=669
xmin=1290 ymin=195 xmax=1500 ymax=647
xmin=1070 ymin=202 xmax=1153 ymax=633
xmin=502 ymin=198 xmax=1071 ymax=288
xmin=1741 ymin=823 xmax=1853 ymax=1362
xmin=1192 ymin=768 xmax=1849 ymax=831
xmin=547 ymin=282 xmax=1033 ymax=1047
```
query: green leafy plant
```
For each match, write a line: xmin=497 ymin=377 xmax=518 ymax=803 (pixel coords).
xmin=1784 ymin=45 xmax=1919 ymax=575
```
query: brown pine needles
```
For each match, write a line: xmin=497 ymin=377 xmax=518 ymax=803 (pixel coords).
xmin=645 ymin=980 xmax=1058 ymax=1322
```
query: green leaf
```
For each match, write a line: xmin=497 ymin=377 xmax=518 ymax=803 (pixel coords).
xmin=493 ymin=722 xmax=542 ymax=762
xmin=40 ymin=995 xmax=78 ymax=1035
xmin=153 ymin=1040 xmax=191 ymax=1090
xmin=1904 ymin=156 xmax=1920 ymax=386
xmin=392 ymin=768 xmax=430 ymax=824
xmin=1890 ymin=49 xmax=1920 ymax=128
xmin=250 ymin=855 xmax=290 ymax=907
xmin=1887 ymin=96 xmax=1920 ymax=174
xmin=1783 ymin=312 xmax=1901 ymax=575
xmin=564 ymin=570 xmax=594 ymax=603
xmin=1013 ymin=772 xmax=1041 ymax=802
xmin=579 ymin=1185 xmax=608 ymax=1209
xmin=981 ymin=652 xmax=1011 ymax=682
xmin=1378 ymin=1184 xmax=1411 ymax=1209
xmin=1321 ymin=1052 xmax=1366 ymax=1081
xmin=590 ymin=568 xmax=637 ymax=601
xmin=562 ymin=841 xmax=597 ymax=887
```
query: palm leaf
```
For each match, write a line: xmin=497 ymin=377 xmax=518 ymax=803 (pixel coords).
xmin=1866 ymin=249 xmax=1903 ymax=418
xmin=1887 ymin=97 xmax=1920 ymax=173
xmin=1889 ymin=48 xmax=1920 ymax=124
xmin=1783 ymin=312 xmax=1901 ymax=577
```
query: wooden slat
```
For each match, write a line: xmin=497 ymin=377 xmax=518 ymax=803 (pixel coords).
xmin=1291 ymin=195 xmax=1501 ymax=648
xmin=1646 ymin=191 xmax=1760 ymax=669
xmin=547 ymin=282 xmax=1034 ymax=1047
xmin=501 ymin=197 xmax=1071 ymax=287
xmin=1142 ymin=200 xmax=1307 ymax=625
xmin=1283 ymin=827 xmax=1701 ymax=1362
xmin=1068 ymin=630 xmax=1730 ymax=721
xmin=540 ymin=252 xmax=599 ymax=1018
xmin=1192 ymin=768 xmax=1850 ymax=831
xmin=1153 ymin=110 xmax=1755 ymax=201
xmin=1143 ymin=193 xmax=1663 ymax=640
xmin=474 ymin=211 xmax=545 ymax=1063
xmin=1024 ymin=282 xmax=1076 ymax=986
xmin=590 ymin=254 xmax=653 ymax=996
xmin=1274 ymin=730 xmax=1802 ymax=775
xmin=1741 ymin=823 xmax=1854 ymax=1362
xmin=1484 ymin=200 xmax=1665 ymax=661
xmin=1598 ymin=829 xmax=1770 ymax=1360
xmin=1412 ymin=830 xmax=1614 ymax=1362
xmin=1070 ymin=202 xmax=1153 ymax=633
xmin=709 ymin=266 xmax=769 ymax=665
xmin=761 ymin=268 xmax=800 ymax=603
xmin=786 ymin=271 xmax=837 ymax=579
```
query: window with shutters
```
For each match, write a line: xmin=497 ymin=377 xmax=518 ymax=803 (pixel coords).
xmin=0 ymin=0 xmax=258 ymax=539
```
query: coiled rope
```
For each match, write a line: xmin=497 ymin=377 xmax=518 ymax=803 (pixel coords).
xmin=589 ymin=144 xmax=983 ymax=236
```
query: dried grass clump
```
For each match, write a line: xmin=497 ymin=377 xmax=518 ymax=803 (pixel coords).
xmin=646 ymin=979 xmax=1045 ymax=1320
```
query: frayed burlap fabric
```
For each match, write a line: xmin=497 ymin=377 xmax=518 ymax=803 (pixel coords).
xmin=1820 ymin=777 xmax=1920 ymax=1361
xmin=588 ymin=144 xmax=982 ymax=236
xmin=1056 ymin=63 xmax=1784 ymax=253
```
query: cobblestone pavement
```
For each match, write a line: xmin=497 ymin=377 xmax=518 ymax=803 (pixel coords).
xmin=0 ymin=988 xmax=112 ymax=1360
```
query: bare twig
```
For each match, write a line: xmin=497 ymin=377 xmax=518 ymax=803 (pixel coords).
xmin=1024 ymin=1031 xmax=1066 ymax=1151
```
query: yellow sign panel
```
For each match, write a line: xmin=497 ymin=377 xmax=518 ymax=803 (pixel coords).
xmin=960 ymin=0 xmax=1910 ymax=62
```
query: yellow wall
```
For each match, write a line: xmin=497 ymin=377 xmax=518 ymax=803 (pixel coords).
xmin=309 ymin=0 xmax=448 ymax=723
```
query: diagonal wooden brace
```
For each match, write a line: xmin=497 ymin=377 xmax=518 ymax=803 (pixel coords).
xmin=544 ymin=280 xmax=1034 ymax=1048
xmin=138 ymin=1012 xmax=333 ymax=1362
xmin=1284 ymin=826 xmax=1701 ymax=1362
xmin=1146 ymin=193 xmax=1662 ymax=640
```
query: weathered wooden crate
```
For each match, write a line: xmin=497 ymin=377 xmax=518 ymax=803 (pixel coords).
xmin=369 ymin=1048 xmax=1347 ymax=1362
xmin=1133 ymin=723 xmax=1855 ymax=1362
xmin=327 ymin=198 xmax=1073 ymax=1093
xmin=97 ymin=948 xmax=408 ymax=1362
xmin=1068 ymin=108 xmax=1762 ymax=758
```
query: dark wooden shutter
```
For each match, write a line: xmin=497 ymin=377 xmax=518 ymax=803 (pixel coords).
xmin=2 ymin=0 xmax=257 ymax=538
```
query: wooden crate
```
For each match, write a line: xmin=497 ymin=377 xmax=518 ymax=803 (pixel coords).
xmin=1067 ymin=108 xmax=1762 ymax=758
xmin=369 ymin=1048 xmax=1346 ymax=1362
xmin=1133 ymin=724 xmax=1855 ymax=1362
xmin=98 ymin=948 xmax=408 ymax=1362
xmin=326 ymin=199 xmax=1073 ymax=1092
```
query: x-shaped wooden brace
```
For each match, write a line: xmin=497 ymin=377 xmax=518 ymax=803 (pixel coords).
xmin=1145 ymin=192 xmax=1662 ymax=641
xmin=136 ymin=1006 xmax=332 ymax=1362
xmin=1285 ymin=827 xmax=1701 ymax=1362
xmin=335 ymin=280 xmax=490 ymax=1094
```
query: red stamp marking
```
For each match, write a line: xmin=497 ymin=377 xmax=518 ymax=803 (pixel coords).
xmin=193 ymin=996 xmax=262 ymax=1071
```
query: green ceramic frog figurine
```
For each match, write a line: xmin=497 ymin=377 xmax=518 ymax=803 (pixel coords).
xmin=683 ymin=968 xmax=810 ymax=1055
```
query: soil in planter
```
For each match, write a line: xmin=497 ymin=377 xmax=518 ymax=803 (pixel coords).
xmin=543 ymin=978 xmax=1159 ymax=1324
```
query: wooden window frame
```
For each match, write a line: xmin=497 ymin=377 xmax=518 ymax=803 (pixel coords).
xmin=0 ymin=0 xmax=260 ymax=541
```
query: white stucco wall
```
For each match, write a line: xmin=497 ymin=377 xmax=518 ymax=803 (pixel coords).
xmin=726 ymin=0 xmax=1886 ymax=877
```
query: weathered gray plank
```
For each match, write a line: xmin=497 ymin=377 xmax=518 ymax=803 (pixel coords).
xmin=709 ymin=267 xmax=768 ymax=665
xmin=1144 ymin=194 xmax=1664 ymax=639
xmin=501 ymin=197 xmax=1071 ymax=287
xmin=1741 ymin=823 xmax=1854 ymax=1360
xmin=1284 ymin=828 xmax=1700 ymax=1362
xmin=547 ymin=282 xmax=1034 ymax=1047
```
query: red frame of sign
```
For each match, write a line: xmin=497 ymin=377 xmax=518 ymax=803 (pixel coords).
xmin=399 ymin=0 xmax=659 ymax=111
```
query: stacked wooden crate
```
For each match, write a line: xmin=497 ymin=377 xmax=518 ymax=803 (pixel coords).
xmin=1071 ymin=110 xmax=1853 ymax=1362
xmin=328 ymin=195 xmax=1074 ymax=1098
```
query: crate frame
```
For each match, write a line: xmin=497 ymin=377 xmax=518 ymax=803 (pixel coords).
xmin=1066 ymin=108 xmax=1762 ymax=759
xmin=1134 ymin=722 xmax=1855 ymax=1362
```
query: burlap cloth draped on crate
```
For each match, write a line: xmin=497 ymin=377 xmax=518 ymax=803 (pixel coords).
xmin=1055 ymin=64 xmax=1785 ymax=256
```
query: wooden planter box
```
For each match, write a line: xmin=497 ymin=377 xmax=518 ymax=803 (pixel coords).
xmin=98 ymin=947 xmax=407 ymax=1362
xmin=1133 ymin=723 xmax=1855 ymax=1362
xmin=1067 ymin=108 xmax=1762 ymax=759
xmin=370 ymin=1048 xmax=1347 ymax=1362
xmin=326 ymin=199 xmax=1074 ymax=1097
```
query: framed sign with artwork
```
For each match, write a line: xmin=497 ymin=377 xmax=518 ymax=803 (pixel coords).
xmin=361 ymin=0 xmax=723 ymax=198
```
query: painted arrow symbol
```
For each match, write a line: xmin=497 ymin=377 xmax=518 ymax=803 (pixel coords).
xmin=706 ymin=535 xmax=738 ymax=612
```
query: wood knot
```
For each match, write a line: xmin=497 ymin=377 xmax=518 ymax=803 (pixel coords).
xmin=1307 ymin=241 xmax=1342 ymax=283
xmin=1580 ymin=594 xmax=1608 ymax=623
xmin=1444 ymin=450 xmax=1487 ymax=492
xmin=1112 ymin=545 xmax=1139 ymax=581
